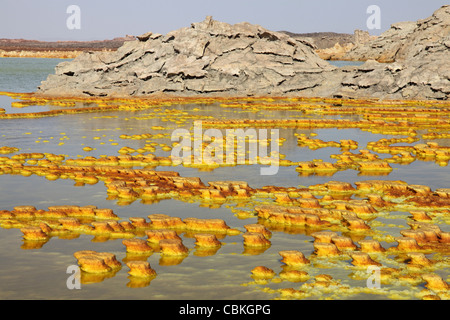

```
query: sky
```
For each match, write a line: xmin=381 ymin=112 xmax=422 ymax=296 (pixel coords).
xmin=0 ymin=0 xmax=448 ymax=41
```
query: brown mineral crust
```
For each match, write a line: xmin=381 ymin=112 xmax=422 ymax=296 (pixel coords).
xmin=378 ymin=267 xmax=401 ymax=283
xmin=159 ymin=239 xmax=189 ymax=256
xmin=58 ymin=217 xmax=83 ymax=229
xmin=0 ymin=210 xmax=14 ymax=219
xmin=331 ymin=235 xmax=358 ymax=250
xmin=73 ymin=250 xmax=97 ymax=260
xmin=438 ymin=232 xmax=450 ymax=243
xmin=357 ymin=239 xmax=386 ymax=252
xmin=105 ymin=220 xmax=125 ymax=232
xmin=357 ymin=161 xmax=393 ymax=172
xmin=129 ymin=217 xmax=150 ymax=228
xmin=11 ymin=207 xmax=35 ymax=219
xmin=311 ymin=231 xmax=339 ymax=243
xmin=243 ymin=232 xmax=271 ymax=247
xmin=304 ymin=214 xmax=330 ymax=227
xmin=77 ymin=206 xmax=97 ymax=218
xmin=324 ymin=181 xmax=355 ymax=192
xmin=145 ymin=229 xmax=182 ymax=243
xmin=116 ymin=187 xmax=139 ymax=199
xmin=244 ymin=224 xmax=272 ymax=238
xmin=251 ymin=266 xmax=276 ymax=280
xmin=127 ymin=261 xmax=157 ymax=278
xmin=278 ymin=250 xmax=310 ymax=266
xmin=408 ymin=222 xmax=444 ymax=243
xmin=274 ymin=192 xmax=293 ymax=203
xmin=183 ymin=217 xmax=230 ymax=232
xmin=96 ymin=252 xmax=122 ymax=270
xmin=400 ymin=229 xmax=427 ymax=244
xmin=279 ymin=270 xmax=310 ymax=282
xmin=119 ymin=221 xmax=136 ymax=231
xmin=405 ymin=252 xmax=434 ymax=267
xmin=122 ymin=238 xmax=153 ymax=254
xmin=148 ymin=214 xmax=184 ymax=229
xmin=77 ymin=256 xmax=112 ymax=273
xmin=422 ymin=274 xmax=450 ymax=291
xmin=420 ymin=228 xmax=440 ymax=242
xmin=94 ymin=208 xmax=119 ymax=219
xmin=313 ymin=242 xmax=340 ymax=257
xmin=20 ymin=226 xmax=49 ymax=241
xmin=343 ymin=216 xmax=371 ymax=231
xmin=366 ymin=194 xmax=391 ymax=207
xmin=95 ymin=252 xmax=122 ymax=269
xmin=391 ymin=237 xmax=422 ymax=252
xmin=435 ymin=188 xmax=450 ymax=198
xmin=48 ymin=205 xmax=84 ymax=217
xmin=409 ymin=210 xmax=432 ymax=221
xmin=254 ymin=205 xmax=283 ymax=219
xmin=193 ymin=233 xmax=222 ymax=247
xmin=40 ymin=209 xmax=67 ymax=219
xmin=12 ymin=206 xmax=37 ymax=214
xmin=332 ymin=200 xmax=377 ymax=215
xmin=296 ymin=198 xmax=321 ymax=208
xmin=354 ymin=180 xmax=409 ymax=193
xmin=407 ymin=193 xmax=450 ymax=208
xmin=91 ymin=221 xmax=116 ymax=233
xmin=349 ymin=252 xmax=381 ymax=267
xmin=74 ymin=250 xmax=121 ymax=273
xmin=280 ymin=212 xmax=306 ymax=226
xmin=39 ymin=222 xmax=53 ymax=234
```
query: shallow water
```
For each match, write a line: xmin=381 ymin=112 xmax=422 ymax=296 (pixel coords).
xmin=0 ymin=58 xmax=448 ymax=300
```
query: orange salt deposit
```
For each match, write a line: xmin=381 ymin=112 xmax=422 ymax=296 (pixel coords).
xmin=251 ymin=266 xmax=276 ymax=280
xmin=159 ymin=239 xmax=189 ymax=256
xmin=278 ymin=250 xmax=310 ymax=266
xmin=349 ymin=252 xmax=382 ymax=267
xmin=74 ymin=250 xmax=121 ymax=273
xmin=126 ymin=261 xmax=157 ymax=278
xmin=122 ymin=239 xmax=153 ymax=254
xmin=193 ymin=233 xmax=222 ymax=247
xmin=242 ymin=232 xmax=271 ymax=247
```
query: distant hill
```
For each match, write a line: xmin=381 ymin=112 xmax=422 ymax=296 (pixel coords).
xmin=0 ymin=36 xmax=136 ymax=52
xmin=279 ymin=31 xmax=355 ymax=49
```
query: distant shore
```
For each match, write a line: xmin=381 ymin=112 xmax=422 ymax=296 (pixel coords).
xmin=0 ymin=36 xmax=136 ymax=59
xmin=0 ymin=31 xmax=362 ymax=60
xmin=0 ymin=49 xmax=108 ymax=59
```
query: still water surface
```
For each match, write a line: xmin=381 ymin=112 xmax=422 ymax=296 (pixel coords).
xmin=0 ymin=58 xmax=448 ymax=300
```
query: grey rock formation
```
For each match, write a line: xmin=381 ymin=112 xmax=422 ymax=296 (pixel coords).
xmin=342 ymin=22 xmax=417 ymax=62
xmin=38 ymin=16 xmax=334 ymax=98
xmin=37 ymin=7 xmax=449 ymax=101
xmin=336 ymin=5 xmax=450 ymax=100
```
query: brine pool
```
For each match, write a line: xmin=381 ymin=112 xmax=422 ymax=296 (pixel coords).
xmin=0 ymin=57 xmax=448 ymax=300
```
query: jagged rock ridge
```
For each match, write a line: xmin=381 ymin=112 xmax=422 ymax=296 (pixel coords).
xmin=37 ymin=7 xmax=449 ymax=100
xmin=38 ymin=16 xmax=335 ymax=97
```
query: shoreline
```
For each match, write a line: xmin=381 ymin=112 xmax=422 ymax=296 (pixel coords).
xmin=0 ymin=49 xmax=114 ymax=59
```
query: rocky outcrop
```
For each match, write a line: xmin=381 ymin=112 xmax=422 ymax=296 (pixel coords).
xmin=36 ymin=6 xmax=450 ymax=101
xmin=335 ymin=5 xmax=450 ymax=100
xmin=343 ymin=5 xmax=449 ymax=64
xmin=37 ymin=16 xmax=334 ymax=97
xmin=315 ymin=42 xmax=355 ymax=60
xmin=314 ymin=30 xmax=377 ymax=60
xmin=342 ymin=22 xmax=416 ymax=62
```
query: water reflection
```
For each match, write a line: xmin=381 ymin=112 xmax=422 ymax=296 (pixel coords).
xmin=0 ymin=92 xmax=449 ymax=300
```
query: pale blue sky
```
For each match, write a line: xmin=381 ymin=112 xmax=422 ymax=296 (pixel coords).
xmin=0 ymin=0 xmax=448 ymax=40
